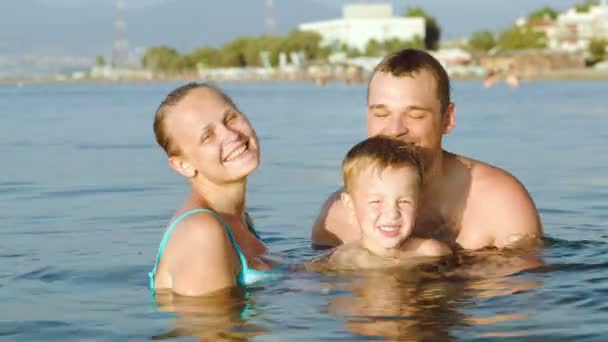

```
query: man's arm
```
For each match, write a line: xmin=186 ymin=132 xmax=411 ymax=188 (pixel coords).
xmin=473 ymin=166 xmax=543 ymax=249
xmin=311 ymin=189 xmax=358 ymax=247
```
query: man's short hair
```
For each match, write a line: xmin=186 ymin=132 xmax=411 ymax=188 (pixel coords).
xmin=342 ymin=136 xmax=424 ymax=194
xmin=370 ymin=48 xmax=451 ymax=114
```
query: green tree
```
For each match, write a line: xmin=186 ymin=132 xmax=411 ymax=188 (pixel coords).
xmin=405 ymin=7 xmax=441 ymax=50
xmin=528 ymin=6 xmax=558 ymax=21
xmin=169 ymin=55 xmax=197 ymax=73
xmin=497 ymin=25 xmax=547 ymax=50
xmin=364 ymin=39 xmax=383 ymax=56
xmin=383 ymin=37 xmax=424 ymax=54
xmin=468 ymin=30 xmax=496 ymax=51
xmin=218 ymin=37 xmax=251 ymax=67
xmin=142 ymin=45 xmax=180 ymax=72
xmin=575 ymin=0 xmax=599 ymax=13
xmin=589 ymin=38 xmax=607 ymax=61
xmin=211 ymin=30 xmax=329 ymax=68
xmin=256 ymin=35 xmax=284 ymax=66
xmin=95 ymin=55 xmax=106 ymax=67
xmin=189 ymin=46 xmax=221 ymax=68
xmin=281 ymin=30 xmax=328 ymax=61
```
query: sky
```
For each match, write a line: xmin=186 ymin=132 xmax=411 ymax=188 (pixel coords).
xmin=0 ymin=0 xmax=583 ymax=57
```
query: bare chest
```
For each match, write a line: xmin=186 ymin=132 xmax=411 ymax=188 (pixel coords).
xmin=414 ymin=209 xmax=460 ymax=245
xmin=414 ymin=206 xmax=493 ymax=250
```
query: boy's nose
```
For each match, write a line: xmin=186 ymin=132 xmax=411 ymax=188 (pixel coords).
xmin=385 ymin=204 xmax=401 ymax=219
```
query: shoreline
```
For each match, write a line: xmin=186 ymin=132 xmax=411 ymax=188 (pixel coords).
xmin=3 ymin=68 xmax=608 ymax=86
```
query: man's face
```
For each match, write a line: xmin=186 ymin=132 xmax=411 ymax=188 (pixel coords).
xmin=367 ymin=70 xmax=454 ymax=155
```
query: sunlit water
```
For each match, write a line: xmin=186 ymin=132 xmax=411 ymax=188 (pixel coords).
xmin=1 ymin=80 xmax=607 ymax=341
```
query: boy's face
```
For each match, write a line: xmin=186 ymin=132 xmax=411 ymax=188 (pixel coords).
xmin=344 ymin=165 xmax=420 ymax=253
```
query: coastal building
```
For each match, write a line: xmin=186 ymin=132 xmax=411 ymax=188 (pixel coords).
xmin=517 ymin=1 xmax=608 ymax=52
xmin=550 ymin=1 xmax=608 ymax=51
xmin=298 ymin=3 xmax=425 ymax=51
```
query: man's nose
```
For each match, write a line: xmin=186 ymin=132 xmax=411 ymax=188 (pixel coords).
xmin=385 ymin=115 xmax=409 ymax=138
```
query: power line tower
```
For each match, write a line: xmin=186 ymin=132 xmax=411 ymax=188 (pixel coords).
xmin=112 ymin=0 xmax=129 ymax=68
xmin=265 ymin=0 xmax=275 ymax=35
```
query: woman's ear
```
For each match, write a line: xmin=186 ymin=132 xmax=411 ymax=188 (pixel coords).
xmin=168 ymin=156 xmax=197 ymax=178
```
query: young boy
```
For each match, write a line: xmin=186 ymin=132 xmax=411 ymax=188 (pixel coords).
xmin=323 ymin=135 xmax=452 ymax=271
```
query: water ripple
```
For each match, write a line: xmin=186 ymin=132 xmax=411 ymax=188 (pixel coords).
xmin=74 ymin=143 xmax=154 ymax=150
xmin=27 ymin=185 xmax=164 ymax=200
xmin=0 ymin=320 xmax=70 ymax=337
xmin=15 ymin=266 xmax=72 ymax=283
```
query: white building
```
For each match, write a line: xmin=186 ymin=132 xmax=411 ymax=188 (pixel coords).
xmin=550 ymin=1 xmax=608 ymax=51
xmin=298 ymin=3 xmax=425 ymax=51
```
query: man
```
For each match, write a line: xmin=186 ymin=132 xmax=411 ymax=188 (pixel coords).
xmin=312 ymin=49 xmax=542 ymax=250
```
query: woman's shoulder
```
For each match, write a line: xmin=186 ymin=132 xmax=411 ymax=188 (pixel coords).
xmin=162 ymin=210 xmax=239 ymax=295
xmin=169 ymin=209 xmax=230 ymax=246
xmin=160 ymin=209 xmax=234 ymax=267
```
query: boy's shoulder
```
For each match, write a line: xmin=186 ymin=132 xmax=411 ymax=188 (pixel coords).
xmin=328 ymin=242 xmax=376 ymax=270
xmin=403 ymin=237 xmax=452 ymax=257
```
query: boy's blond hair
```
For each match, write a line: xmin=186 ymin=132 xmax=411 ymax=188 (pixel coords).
xmin=342 ymin=136 xmax=424 ymax=193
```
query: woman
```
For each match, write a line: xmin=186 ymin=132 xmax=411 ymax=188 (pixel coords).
xmin=149 ymin=83 xmax=275 ymax=296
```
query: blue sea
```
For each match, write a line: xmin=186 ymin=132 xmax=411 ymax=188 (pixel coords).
xmin=1 ymin=80 xmax=607 ymax=341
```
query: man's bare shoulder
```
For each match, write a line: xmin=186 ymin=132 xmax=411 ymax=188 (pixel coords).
xmin=311 ymin=189 xmax=359 ymax=247
xmin=453 ymin=154 xmax=543 ymax=248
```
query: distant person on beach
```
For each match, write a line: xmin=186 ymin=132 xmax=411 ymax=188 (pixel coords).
xmin=311 ymin=49 xmax=542 ymax=251
xmin=483 ymin=68 xmax=500 ymax=88
xmin=505 ymin=64 xmax=520 ymax=88
xmin=149 ymin=83 xmax=279 ymax=297
xmin=313 ymin=136 xmax=451 ymax=272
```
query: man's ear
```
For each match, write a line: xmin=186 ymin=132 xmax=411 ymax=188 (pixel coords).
xmin=168 ymin=155 xmax=196 ymax=178
xmin=442 ymin=102 xmax=456 ymax=135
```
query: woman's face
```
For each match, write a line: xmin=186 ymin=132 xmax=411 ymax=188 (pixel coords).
xmin=166 ymin=87 xmax=260 ymax=183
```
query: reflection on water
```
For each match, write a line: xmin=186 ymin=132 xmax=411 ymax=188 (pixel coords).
xmin=152 ymin=287 xmax=267 ymax=341
xmin=328 ymin=271 xmax=466 ymax=341
xmin=323 ymin=247 xmax=544 ymax=341
xmin=157 ymin=246 xmax=545 ymax=341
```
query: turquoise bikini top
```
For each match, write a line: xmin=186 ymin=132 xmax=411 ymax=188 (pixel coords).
xmin=149 ymin=208 xmax=276 ymax=293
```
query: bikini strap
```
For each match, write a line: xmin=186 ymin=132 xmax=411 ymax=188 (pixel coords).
xmin=201 ymin=210 xmax=250 ymax=271
xmin=149 ymin=209 xmax=259 ymax=290
xmin=244 ymin=212 xmax=262 ymax=241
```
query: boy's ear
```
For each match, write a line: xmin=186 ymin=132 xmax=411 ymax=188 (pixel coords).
xmin=340 ymin=192 xmax=356 ymax=223
xmin=340 ymin=192 xmax=352 ymax=209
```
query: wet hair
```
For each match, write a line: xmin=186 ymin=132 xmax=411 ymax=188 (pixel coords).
xmin=153 ymin=82 xmax=237 ymax=156
xmin=370 ymin=48 xmax=451 ymax=114
xmin=342 ymin=135 xmax=424 ymax=194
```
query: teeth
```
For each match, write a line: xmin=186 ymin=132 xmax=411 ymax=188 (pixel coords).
xmin=378 ymin=225 xmax=399 ymax=232
xmin=224 ymin=143 xmax=248 ymax=162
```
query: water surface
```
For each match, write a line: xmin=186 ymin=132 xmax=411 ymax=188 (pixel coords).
xmin=1 ymin=80 xmax=607 ymax=341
